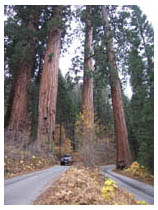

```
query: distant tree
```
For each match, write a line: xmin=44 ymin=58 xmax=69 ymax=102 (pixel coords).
xmin=56 ymin=71 xmax=80 ymax=151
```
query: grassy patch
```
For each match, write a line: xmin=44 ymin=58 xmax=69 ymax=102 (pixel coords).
xmin=34 ymin=165 xmax=148 ymax=205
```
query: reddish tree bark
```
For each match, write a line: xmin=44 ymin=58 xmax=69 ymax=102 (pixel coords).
xmin=6 ymin=10 xmax=39 ymax=138
xmin=102 ymin=6 xmax=132 ymax=168
xmin=36 ymin=7 xmax=63 ymax=150
xmin=82 ymin=6 xmax=94 ymax=132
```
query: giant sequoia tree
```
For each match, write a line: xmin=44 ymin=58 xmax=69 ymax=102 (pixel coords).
xmin=101 ymin=6 xmax=132 ymax=168
xmin=5 ymin=6 xmax=40 ymax=141
xmin=36 ymin=6 xmax=63 ymax=150
xmin=82 ymin=6 xmax=94 ymax=134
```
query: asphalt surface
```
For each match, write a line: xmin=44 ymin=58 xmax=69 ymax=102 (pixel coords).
xmin=101 ymin=165 xmax=154 ymax=204
xmin=4 ymin=165 xmax=71 ymax=205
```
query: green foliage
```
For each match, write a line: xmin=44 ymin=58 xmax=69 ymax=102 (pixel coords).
xmin=48 ymin=52 xmax=54 ymax=61
xmin=124 ymin=6 xmax=154 ymax=173
xmin=84 ymin=67 xmax=94 ymax=78
xmin=56 ymin=71 xmax=81 ymax=150
xmin=47 ymin=16 xmax=63 ymax=32
xmin=4 ymin=6 xmax=41 ymax=76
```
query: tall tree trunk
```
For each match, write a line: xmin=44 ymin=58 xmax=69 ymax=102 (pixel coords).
xmin=82 ymin=6 xmax=94 ymax=133
xmin=102 ymin=6 xmax=132 ymax=168
xmin=81 ymin=6 xmax=94 ymax=167
xmin=36 ymin=7 xmax=62 ymax=151
xmin=5 ymin=10 xmax=39 ymax=143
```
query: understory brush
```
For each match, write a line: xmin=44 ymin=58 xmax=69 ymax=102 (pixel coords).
xmin=4 ymin=144 xmax=56 ymax=178
xmin=114 ymin=161 xmax=154 ymax=185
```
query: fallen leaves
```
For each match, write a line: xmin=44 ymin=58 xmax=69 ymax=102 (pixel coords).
xmin=114 ymin=161 xmax=154 ymax=185
xmin=34 ymin=166 xmax=144 ymax=205
xmin=136 ymin=200 xmax=148 ymax=205
xmin=4 ymin=145 xmax=56 ymax=178
xmin=124 ymin=161 xmax=150 ymax=177
xmin=101 ymin=178 xmax=118 ymax=199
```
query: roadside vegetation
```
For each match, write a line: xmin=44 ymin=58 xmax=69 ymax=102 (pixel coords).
xmin=4 ymin=124 xmax=72 ymax=178
xmin=4 ymin=144 xmax=57 ymax=178
xmin=114 ymin=161 xmax=154 ymax=185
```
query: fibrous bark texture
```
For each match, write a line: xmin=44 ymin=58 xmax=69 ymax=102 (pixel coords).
xmin=36 ymin=7 xmax=62 ymax=150
xmin=6 ymin=11 xmax=39 ymax=142
xmin=102 ymin=6 xmax=132 ymax=168
xmin=82 ymin=6 xmax=94 ymax=132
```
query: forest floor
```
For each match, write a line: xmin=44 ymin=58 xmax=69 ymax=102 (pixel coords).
xmin=4 ymin=144 xmax=58 ymax=179
xmin=113 ymin=169 xmax=154 ymax=186
xmin=113 ymin=161 xmax=154 ymax=186
xmin=34 ymin=164 xmax=148 ymax=205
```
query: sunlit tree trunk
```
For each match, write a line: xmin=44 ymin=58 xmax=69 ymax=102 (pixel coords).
xmin=36 ymin=7 xmax=62 ymax=151
xmin=5 ymin=10 xmax=39 ymax=142
xmin=102 ymin=6 xmax=132 ymax=168
xmin=82 ymin=6 xmax=94 ymax=133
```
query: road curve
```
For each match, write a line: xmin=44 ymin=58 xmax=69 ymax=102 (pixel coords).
xmin=101 ymin=165 xmax=154 ymax=204
xmin=4 ymin=165 xmax=71 ymax=205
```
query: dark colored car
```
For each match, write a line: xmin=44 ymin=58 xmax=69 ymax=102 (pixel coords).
xmin=60 ymin=154 xmax=73 ymax=165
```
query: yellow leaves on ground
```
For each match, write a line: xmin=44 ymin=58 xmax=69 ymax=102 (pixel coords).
xmin=101 ymin=179 xmax=118 ymax=200
xmin=104 ymin=178 xmax=117 ymax=186
xmin=114 ymin=161 xmax=153 ymax=185
xmin=124 ymin=161 xmax=153 ymax=181
xmin=4 ymin=146 xmax=55 ymax=178
xmin=34 ymin=166 xmax=143 ymax=205
xmin=34 ymin=166 xmax=105 ymax=205
xmin=136 ymin=200 xmax=148 ymax=205
xmin=101 ymin=177 xmax=149 ymax=205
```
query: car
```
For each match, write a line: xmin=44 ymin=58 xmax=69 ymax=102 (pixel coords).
xmin=60 ymin=154 xmax=73 ymax=165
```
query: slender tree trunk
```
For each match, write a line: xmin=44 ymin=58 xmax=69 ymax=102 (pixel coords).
xmin=82 ymin=6 xmax=94 ymax=133
xmin=36 ymin=7 xmax=62 ymax=151
xmin=102 ymin=6 xmax=132 ymax=168
xmin=5 ymin=10 xmax=39 ymax=143
xmin=59 ymin=122 xmax=62 ymax=159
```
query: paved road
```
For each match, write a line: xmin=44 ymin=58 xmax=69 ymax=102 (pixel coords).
xmin=101 ymin=165 xmax=154 ymax=204
xmin=4 ymin=165 xmax=71 ymax=205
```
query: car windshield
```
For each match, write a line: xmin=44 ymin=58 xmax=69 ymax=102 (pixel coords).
xmin=64 ymin=155 xmax=71 ymax=158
